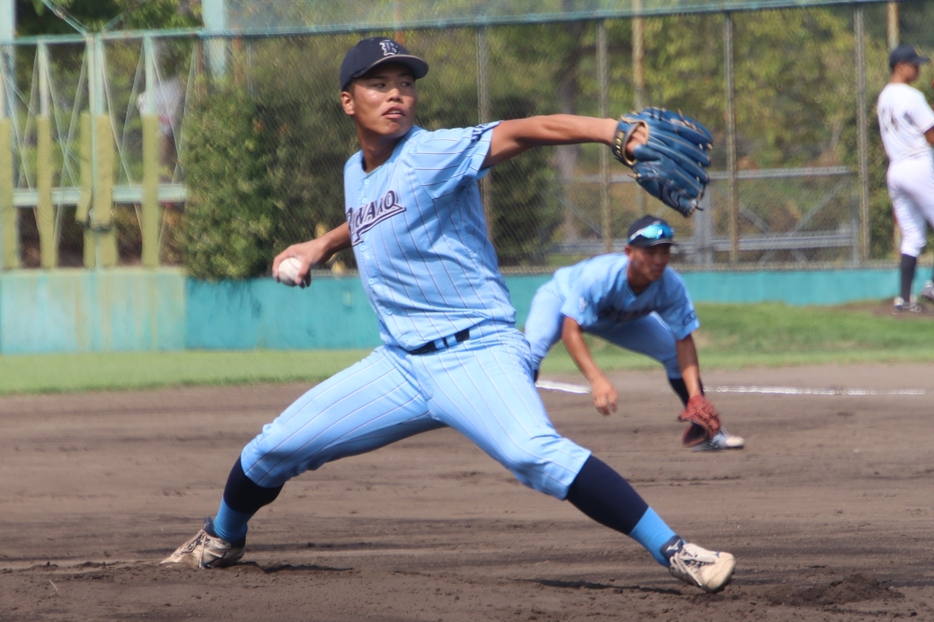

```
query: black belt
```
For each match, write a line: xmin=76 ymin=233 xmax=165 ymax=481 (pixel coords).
xmin=407 ymin=329 xmax=470 ymax=355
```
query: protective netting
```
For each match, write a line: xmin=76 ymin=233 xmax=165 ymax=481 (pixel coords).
xmin=222 ymin=0 xmax=884 ymax=31
xmin=4 ymin=1 xmax=933 ymax=272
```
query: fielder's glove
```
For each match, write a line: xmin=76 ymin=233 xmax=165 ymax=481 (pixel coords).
xmin=678 ymin=395 xmax=722 ymax=447
xmin=612 ymin=107 xmax=713 ymax=217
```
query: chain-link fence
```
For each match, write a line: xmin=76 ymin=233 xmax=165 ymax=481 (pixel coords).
xmin=1 ymin=1 xmax=931 ymax=274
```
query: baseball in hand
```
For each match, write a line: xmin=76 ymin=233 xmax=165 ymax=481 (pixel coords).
xmin=276 ymin=256 xmax=305 ymax=287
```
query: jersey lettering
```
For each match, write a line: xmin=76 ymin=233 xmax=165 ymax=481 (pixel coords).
xmin=880 ymin=108 xmax=916 ymax=136
xmin=599 ymin=307 xmax=651 ymax=323
xmin=347 ymin=190 xmax=407 ymax=244
xmin=877 ymin=84 xmax=934 ymax=163
xmin=681 ymin=310 xmax=698 ymax=328
xmin=879 ymin=107 xmax=898 ymax=134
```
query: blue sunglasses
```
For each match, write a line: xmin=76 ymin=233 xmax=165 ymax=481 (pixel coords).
xmin=627 ymin=222 xmax=674 ymax=244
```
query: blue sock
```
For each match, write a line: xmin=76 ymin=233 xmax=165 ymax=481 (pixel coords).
xmin=212 ymin=499 xmax=252 ymax=545
xmin=629 ymin=508 xmax=678 ymax=566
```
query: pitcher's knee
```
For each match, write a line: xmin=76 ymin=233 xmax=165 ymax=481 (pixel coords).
xmin=662 ymin=357 xmax=680 ymax=377
xmin=498 ymin=438 xmax=591 ymax=500
xmin=902 ymin=239 xmax=925 ymax=257
xmin=240 ymin=441 xmax=325 ymax=488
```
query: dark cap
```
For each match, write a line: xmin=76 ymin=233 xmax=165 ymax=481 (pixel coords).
xmin=339 ymin=37 xmax=429 ymax=91
xmin=890 ymin=44 xmax=930 ymax=70
xmin=626 ymin=215 xmax=675 ymax=247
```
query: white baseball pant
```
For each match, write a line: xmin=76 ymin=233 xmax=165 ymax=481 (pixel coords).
xmin=239 ymin=322 xmax=592 ymax=500
xmin=888 ymin=159 xmax=934 ymax=257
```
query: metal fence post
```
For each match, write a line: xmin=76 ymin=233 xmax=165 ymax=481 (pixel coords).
xmin=855 ymin=5 xmax=870 ymax=265
xmin=887 ymin=2 xmax=898 ymax=49
xmin=83 ymin=35 xmax=97 ymax=267
xmin=633 ymin=0 xmax=645 ymax=216
xmin=141 ymin=35 xmax=160 ymax=267
xmin=0 ymin=0 xmax=11 ymax=45
xmin=0 ymin=42 xmax=16 ymax=270
xmin=0 ymin=0 xmax=13 ymax=270
xmin=203 ymin=0 xmax=228 ymax=78
xmin=693 ymin=191 xmax=713 ymax=265
xmin=598 ymin=20 xmax=611 ymax=253
xmin=88 ymin=34 xmax=117 ymax=268
xmin=477 ymin=26 xmax=492 ymax=239
xmin=37 ymin=42 xmax=56 ymax=268
xmin=724 ymin=12 xmax=739 ymax=264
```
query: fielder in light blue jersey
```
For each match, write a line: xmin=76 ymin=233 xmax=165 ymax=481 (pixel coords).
xmin=162 ymin=37 xmax=735 ymax=592
xmin=524 ymin=215 xmax=744 ymax=451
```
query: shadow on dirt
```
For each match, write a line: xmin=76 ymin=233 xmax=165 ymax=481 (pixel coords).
xmin=758 ymin=574 xmax=903 ymax=607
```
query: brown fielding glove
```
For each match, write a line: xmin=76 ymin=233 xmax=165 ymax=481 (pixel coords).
xmin=678 ymin=395 xmax=722 ymax=447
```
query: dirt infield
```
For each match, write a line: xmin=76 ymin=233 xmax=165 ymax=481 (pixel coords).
xmin=2 ymin=363 xmax=933 ymax=621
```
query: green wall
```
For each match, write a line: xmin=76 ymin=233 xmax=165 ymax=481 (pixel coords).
xmin=0 ymin=268 xmax=185 ymax=353
xmin=678 ymin=269 xmax=899 ymax=306
xmin=185 ymin=277 xmax=381 ymax=350
xmin=0 ymin=267 xmax=902 ymax=354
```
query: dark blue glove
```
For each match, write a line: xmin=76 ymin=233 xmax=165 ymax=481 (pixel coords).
xmin=612 ymin=108 xmax=713 ymax=217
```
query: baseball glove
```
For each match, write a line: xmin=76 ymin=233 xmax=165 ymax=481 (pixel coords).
xmin=612 ymin=107 xmax=713 ymax=217
xmin=677 ymin=395 xmax=722 ymax=447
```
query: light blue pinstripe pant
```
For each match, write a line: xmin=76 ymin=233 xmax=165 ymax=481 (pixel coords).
xmin=524 ymin=283 xmax=681 ymax=377
xmin=240 ymin=323 xmax=592 ymax=500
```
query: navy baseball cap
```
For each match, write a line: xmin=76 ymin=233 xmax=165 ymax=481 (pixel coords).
xmin=340 ymin=37 xmax=429 ymax=91
xmin=889 ymin=44 xmax=930 ymax=69
xmin=627 ymin=215 xmax=675 ymax=247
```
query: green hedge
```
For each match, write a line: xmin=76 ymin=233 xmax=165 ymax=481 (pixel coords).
xmin=181 ymin=84 xmax=276 ymax=280
xmin=180 ymin=36 xmax=565 ymax=280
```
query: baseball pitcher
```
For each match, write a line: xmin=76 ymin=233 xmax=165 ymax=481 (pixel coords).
xmin=162 ymin=37 xmax=735 ymax=593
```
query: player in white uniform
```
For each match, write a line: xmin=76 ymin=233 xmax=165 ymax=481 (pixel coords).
xmin=877 ymin=45 xmax=934 ymax=313
xmin=524 ymin=215 xmax=743 ymax=451
xmin=162 ymin=37 xmax=735 ymax=592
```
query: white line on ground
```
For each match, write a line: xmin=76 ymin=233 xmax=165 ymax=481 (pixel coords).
xmin=708 ymin=386 xmax=926 ymax=396
xmin=534 ymin=380 xmax=591 ymax=394
xmin=535 ymin=380 xmax=926 ymax=397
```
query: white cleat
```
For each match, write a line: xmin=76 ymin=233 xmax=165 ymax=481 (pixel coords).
xmin=922 ymin=281 xmax=934 ymax=304
xmin=894 ymin=296 xmax=923 ymax=314
xmin=161 ymin=518 xmax=244 ymax=569
xmin=667 ymin=540 xmax=736 ymax=593
xmin=693 ymin=429 xmax=745 ymax=452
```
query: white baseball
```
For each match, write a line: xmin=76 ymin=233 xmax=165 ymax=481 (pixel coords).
xmin=276 ymin=256 xmax=305 ymax=286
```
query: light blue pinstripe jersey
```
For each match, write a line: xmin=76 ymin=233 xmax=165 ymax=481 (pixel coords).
xmin=344 ymin=123 xmax=517 ymax=350
xmin=551 ymin=253 xmax=699 ymax=341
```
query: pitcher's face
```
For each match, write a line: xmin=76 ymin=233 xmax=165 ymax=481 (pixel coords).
xmin=342 ymin=63 xmax=417 ymax=141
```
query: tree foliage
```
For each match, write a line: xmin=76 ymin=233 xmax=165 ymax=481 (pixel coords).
xmin=181 ymin=29 xmax=564 ymax=278
xmin=14 ymin=2 xmax=912 ymax=270
xmin=15 ymin=0 xmax=200 ymax=35
xmin=181 ymin=84 xmax=275 ymax=280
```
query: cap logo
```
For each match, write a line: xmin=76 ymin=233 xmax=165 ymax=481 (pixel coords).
xmin=379 ymin=40 xmax=401 ymax=57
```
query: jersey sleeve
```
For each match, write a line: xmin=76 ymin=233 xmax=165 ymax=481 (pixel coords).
xmin=410 ymin=123 xmax=501 ymax=200
xmin=908 ymin=89 xmax=934 ymax=134
xmin=656 ymin=271 xmax=700 ymax=341
xmin=557 ymin=270 xmax=613 ymax=329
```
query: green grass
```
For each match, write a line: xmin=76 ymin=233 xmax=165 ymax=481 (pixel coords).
xmin=0 ymin=350 xmax=372 ymax=396
xmin=2 ymin=301 xmax=933 ymax=396
xmin=539 ymin=301 xmax=934 ymax=374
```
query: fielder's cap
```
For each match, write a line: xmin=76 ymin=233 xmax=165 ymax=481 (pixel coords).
xmin=890 ymin=44 xmax=930 ymax=69
xmin=340 ymin=37 xmax=429 ymax=91
xmin=626 ymin=215 xmax=675 ymax=247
